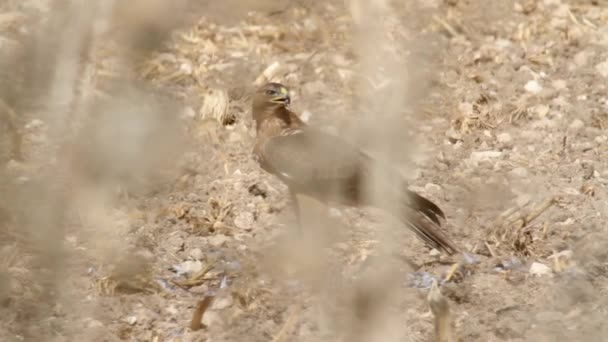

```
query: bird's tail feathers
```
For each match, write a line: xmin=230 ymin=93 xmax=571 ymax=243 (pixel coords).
xmin=398 ymin=189 xmax=458 ymax=255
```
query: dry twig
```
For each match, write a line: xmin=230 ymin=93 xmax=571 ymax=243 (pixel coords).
xmin=490 ymin=197 xmax=556 ymax=254
xmin=172 ymin=259 xmax=216 ymax=288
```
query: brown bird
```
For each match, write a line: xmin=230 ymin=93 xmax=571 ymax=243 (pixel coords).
xmin=251 ymin=82 xmax=459 ymax=255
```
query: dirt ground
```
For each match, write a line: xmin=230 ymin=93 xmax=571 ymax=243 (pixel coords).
xmin=1 ymin=0 xmax=608 ymax=341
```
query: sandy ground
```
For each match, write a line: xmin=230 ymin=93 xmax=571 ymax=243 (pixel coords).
xmin=1 ymin=0 xmax=608 ymax=341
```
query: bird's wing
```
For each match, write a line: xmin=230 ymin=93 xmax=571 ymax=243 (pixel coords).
xmin=262 ymin=128 xmax=364 ymax=187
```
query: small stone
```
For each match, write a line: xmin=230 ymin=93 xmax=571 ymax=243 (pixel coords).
xmin=532 ymin=118 xmax=556 ymax=129
xmin=458 ymin=102 xmax=474 ymax=116
xmin=5 ymin=159 xmax=24 ymax=173
xmin=300 ymin=110 xmax=313 ymax=122
xmin=86 ymin=319 xmax=104 ymax=328
xmin=551 ymin=79 xmax=567 ymax=90
xmin=532 ymin=105 xmax=550 ymax=118
xmin=166 ymin=305 xmax=179 ymax=316
xmin=429 ymin=249 xmax=441 ymax=257
xmin=510 ymin=167 xmax=528 ymax=178
xmin=172 ymin=260 xmax=203 ymax=276
xmin=188 ymin=248 xmax=204 ymax=261
xmin=462 ymin=252 xmax=480 ymax=264
xmin=166 ymin=235 xmax=185 ymax=252
xmin=25 ymin=119 xmax=44 ymax=130
xmin=524 ymin=80 xmax=542 ymax=94
xmin=328 ymin=208 xmax=342 ymax=218
xmin=202 ymin=311 xmax=223 ymax=327
xmin=182 ymin=106 xmax=196 ymax=120
xmin=126 ymin=316 xmax=137 ymax=325
xmin=544 ymin=0 xmax=561 ymax=6
xmin=445 ymin=127 xmax=462 ymax=143
xmin=569 ymin=119 xmax=584 ymax=131
xmin=331 ymin=54 xmax=350 ymax=67
xmin=553 ymin=4 xmax=571 ymax=18
xmin=497 ymin=133 xmax=512 ymax=144
xmin=529 ymin=262 xmax=552 ymax=276
xmin=424 ymin=183 xmax=442 ymax=196
xmin=470 ymin=150 xmax=502 ymax=162
xmin=562 ymin=187 xmax=580 ymax=195
xmin=228 ymin=132 xmax=242 ymax=142
xmin=208 ymin=234 xmax=230 ymax=247
xmin=498 ymin=256 xmax=523 ymax=270
xmin=596 ymin=60 xmax=608 ymax=78
xmin=234 ymin=212 xmax=254 ymax=230
xmin=212 ymin=295 xmax=234 ymax=310
xmin=573 ymin=51 xmax=589 ymax=67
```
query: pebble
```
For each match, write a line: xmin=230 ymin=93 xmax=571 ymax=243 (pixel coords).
xmin=25 ymin=119 xmax=44 ymax=130
xmin=166 ymin=305 xmax=179 ymax=316
xmin=568 ymin=119 xmax=584 ymax=131
xmin=595 ymin=60 xmax=608 ymax=78
xmin=125 ymin=316 xmax=138 ymax=326
xmin=458 ymin=102 xmax=474 ymax=116
xmin=202 ymin=311 xmax=223 ymax=327
xmin=228 ymin=132 xmax=242 ymax=142
xmin=445 ymin=127 xmax=462 ymax=144
xmin=85 ymin=319 xmax=104 ymax=328
xmin=424 ymin=183 xmax=442 ymax=196
xmin=470 ymin=150 xmax=502 ymax=163
xmin=234 ymin=212 xmax=255 ymax=230
xmin=551 ymin=79 xmax=567 ymax=90
xmin=544 ymin=0 xmax=561 ymax=6
xmin=188 ymin=248 xmax=204 ymax=261
xmin=524 ymin=80 xmax=543 ymax=94
xmin=173 ymin=260 xmax=203 ymax=276
xmin=406 ymin=271 xmax=438 ymax=289
xmin=463 ymin=252 xmax=480 ymax=264
xmin=496 ymin=256 xmax=524 ymax=271
xmin=182 ymin=106 xmax=196 ymax=120
xmin=212 ymin=295 xmax=234 ymax=310
xmin=497 ymin=133 xmax=512 ymax=144
xmin=300 ymin=110 xmax=313 ymax=122
xmin=510 ymin=167 xmax=528 ymax=178
xmin=532 ymin=118 xmax=556 ymax=129
xmin=328 ymin=208 xmax=342 ymax=218
xmin=207 ymin=234 xmax=230 ymax=247
xmin=5 ymin=159 xmax=24 ymax=173
xmin=595 ymin=135 xmax=608 ymax=144
xmin=529 ymin=262 xmax=552 ymax=276
xmin=532 ymin=104 xmax=550 ymax=118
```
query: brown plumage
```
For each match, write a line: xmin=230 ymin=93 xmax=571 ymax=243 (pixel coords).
xmin=251 ymin=82 xmax=459 ymax=255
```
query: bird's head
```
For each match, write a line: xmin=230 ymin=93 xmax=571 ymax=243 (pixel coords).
xmin=252 ymin=82 xmax=291 ymax=121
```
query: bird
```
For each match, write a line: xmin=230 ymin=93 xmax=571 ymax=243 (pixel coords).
xmin=251 ymin=82 xmax=459 ymax=255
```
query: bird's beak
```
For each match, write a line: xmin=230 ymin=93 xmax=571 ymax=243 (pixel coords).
xmin=271 ymin=86 xmax=290 ymax=105
xmin=271 ymin=95 xmax=290 ymax=105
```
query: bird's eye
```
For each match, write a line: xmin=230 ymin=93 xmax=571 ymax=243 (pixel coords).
xmin=265 ymin=89 xmax=276 ymax=96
